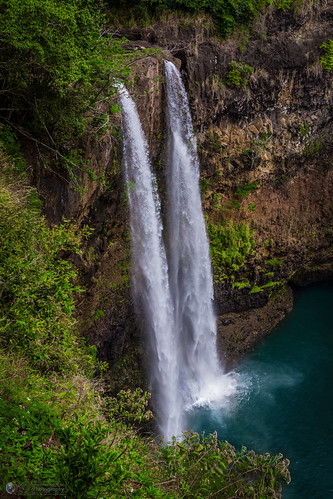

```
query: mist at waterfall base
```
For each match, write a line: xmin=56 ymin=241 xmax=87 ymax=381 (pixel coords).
xmin=188 ymin=283 xmax=333 ymax=498
xmin=164 ymin=60 xmax=237 ymax=415
xmin=119 ymin=67 xmax=332 ymax=496
xmin=119 ymin=64 xmax=240 ymax=442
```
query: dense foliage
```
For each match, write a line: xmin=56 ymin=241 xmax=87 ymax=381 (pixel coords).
xmin=109 ymin=0 xmax=296 ymax=37
xmin=208 ymin=220 xmax=256 ymax=282
xmin=0 ymin=353 xmax=156 ymax=497
xmin=226 ymin=61 xmax=254 ymax=87
xmin=0 ymin=148 xmax=290 ymax=497
xmin=158 ymin=432 xmax=290 ymax=497
xmin=0 ymin=150 xmax=95 ymax=373
xmin=0 ymin=0 xmax=130 ymax=143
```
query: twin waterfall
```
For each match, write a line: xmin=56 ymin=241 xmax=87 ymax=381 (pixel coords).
xmin=119 ymin=61 xmax=233 ymax=441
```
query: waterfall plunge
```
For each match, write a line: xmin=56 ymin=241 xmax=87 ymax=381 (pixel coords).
xmin=164 ymin=60 xmax=233 ymax=408
xmin=120 ymin=65 xmax=238 ymax=442
xmin=119 ymin=86 xmax=181 ymax=440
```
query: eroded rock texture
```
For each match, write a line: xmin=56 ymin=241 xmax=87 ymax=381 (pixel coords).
xmin=26 ymin=1 xmax=333 ymax=373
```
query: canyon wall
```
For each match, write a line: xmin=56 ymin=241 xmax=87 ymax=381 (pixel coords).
xmin=27 ymin=0 xmax=332 ymax=378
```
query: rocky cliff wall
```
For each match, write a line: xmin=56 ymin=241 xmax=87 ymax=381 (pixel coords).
xmin=26 ymin=1 xmax=333 ymax=377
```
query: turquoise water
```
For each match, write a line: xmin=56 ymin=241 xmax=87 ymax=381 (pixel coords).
xmin=187 ymin=283 xmax=333 ymax=498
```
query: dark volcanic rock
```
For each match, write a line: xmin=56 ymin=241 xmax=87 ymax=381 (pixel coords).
xmin=24 ymin=1 xmax=333 ymax=372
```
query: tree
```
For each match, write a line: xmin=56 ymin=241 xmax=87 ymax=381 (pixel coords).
xmin=0 ymin=0 xmax=129 ymax=143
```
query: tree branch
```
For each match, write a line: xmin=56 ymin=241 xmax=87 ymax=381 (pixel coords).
xmin=0 ymin=116 xmax=81 ymax=186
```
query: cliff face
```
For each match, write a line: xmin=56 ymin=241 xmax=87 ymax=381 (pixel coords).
xmin=27 ymin=1 xmax=333 ymax=373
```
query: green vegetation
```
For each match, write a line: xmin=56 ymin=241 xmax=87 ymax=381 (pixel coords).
xmin=199 ymin=177 xmax=212 ymax=194
xmin=243 ymin=131 xmax=272 ymax=166
xmin=235 ymin=180 xmax=259 ymax=198
xmin=208 ymin=131 xmax=222 ymax=151
xmin=250 ymin=280 xmax=284 ymax=294
xmin=0 ymin=152 xmax=95 ymax=374
xmin=0 ymin=126 xmax=27 ymax=174
xmin=0 ymin=145 xmax=290 ymax=497
xmin=158 ymin=431 xmax=290 ymax=497
xmin=0 ymin=0 xmax=143 ymax=193
xmin=304 ymin=139 xmax=321 ymax=156
xmin=320 ymin=39 xmax=333 ymax=72
xmin=0 ymin=0 xmax=133 ymax=144
xmin=212 ymin=192 xmax=223 ymax=210
xmin=274 ymin=0 xmax=294 ymax=11
xmin=208 ymin=220 xmax=256 ymax=281
xmin=299 ymin=122 xmax=321 ymax=157
xmin=233 ymin=280 xmax=251 ymax=289
xmin=300 ymin=122 xmax=310 ymax=137
xmin=226 ymin=61 xmax=254 ymax=87
xmin=265 ymin=257 xmax=283 ymax=267
xmin=111 ymin=0 xmax=297 ymax=39
xmin=221 ymin=181 xmax=259 ymax=213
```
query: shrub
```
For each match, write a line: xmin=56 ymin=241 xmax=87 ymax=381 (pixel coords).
xmin=158 ymin=431 xmax=290 ymax=497
xmin=0 ymin=126 xmax=27 ymax=174
xmin=0 ymin=0 xmax=130 ymax=143
xmin=226 ymin=61 xmax=254 ymax=87
xmin=320 ymin=39 xmax=333 ymax=71
xmin=0 ymin=151 xmax=95 ymax=374
xmin=235 ymin=180 xmax=259 ymax=198
xmin=208 ymin=220 xmax=256 ymax=281
xmin=0 ymin=378 xmax=129 ymax=498
xmin=109 ymin=388 xmax=154 ymax=425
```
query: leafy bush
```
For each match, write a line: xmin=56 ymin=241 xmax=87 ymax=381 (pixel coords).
xmin=0 ymin=126 xmax=27 ymax=174
xmin=235 ymin=180 xmax=259 ymax=198
xmin=320 ymin=39 xmax=333 ymax=71
xmin=226 ymin=61 xmax=254 ymax=87
xmin=233 ymin=279 xmax=251 ymax=289
xmin=265 ymin=257 xmax=283 ymax=267
xmin=275 ymin=0 xmax=295 ymax=11
xmin=0 ymin=0 xmax=130 ymax=143
xmin=158 ymin=431 xmax=290 ymax=497
xmin=199 ymin=178 xmax=212 ymax=194
xmin=0 ymin=370 xmax=129 ymax=497
xmin=117 ymin=0 xmax=273 ymax=38
xmin=0 ymin=151 xmax=95 ymax=374
xmin=208 ymin=220 xmax=256 ymax=281
xmin=109 ymin=388 xmax=154 ymax=425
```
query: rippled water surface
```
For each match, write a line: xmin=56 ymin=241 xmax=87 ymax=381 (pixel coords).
xmin=187 ymin=283 xmax=333 ymax=498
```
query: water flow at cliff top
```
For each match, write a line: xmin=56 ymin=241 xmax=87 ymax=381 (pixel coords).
xmin=119 ymin=85 xmax=182 ymax=441
xmin=164 ymin=60 xmax=239 ymax=412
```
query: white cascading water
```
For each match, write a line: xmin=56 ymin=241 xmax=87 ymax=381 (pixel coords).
xmin=164 ymin=60 xmax=232 ymax=408
xmin=119 ymin=85 xmax=181 ymax=440
xmin=119 ymin=68 xmax=238 ymax=442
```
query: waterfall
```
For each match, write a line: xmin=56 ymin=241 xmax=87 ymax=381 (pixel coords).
xmin=164 ymin=60 xmax=223 ymax=407
xmin=119 ymin=86 xmax=181 ymax=440
xmin=119 ymin=68 xmax=237 ymax=442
